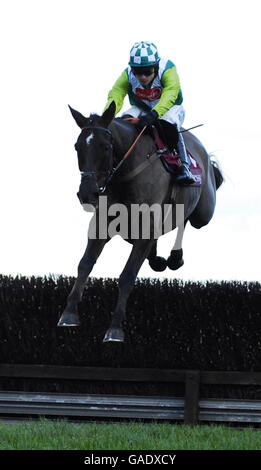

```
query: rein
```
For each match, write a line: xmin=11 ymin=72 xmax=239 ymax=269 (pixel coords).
xmin=107 ymin=121 xmax=204 ymax=183
xmin=105 ymin=125 xmax=147 ymax=187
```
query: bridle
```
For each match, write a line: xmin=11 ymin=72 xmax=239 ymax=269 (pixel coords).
xmin=79 ymin=125 xmax=115 ymax=194
xmin=78 ymin=121 xmax=158 ymax=195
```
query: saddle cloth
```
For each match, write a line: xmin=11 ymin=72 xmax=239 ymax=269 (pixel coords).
xmin=153 ymin=128 xmax=202 ymax=187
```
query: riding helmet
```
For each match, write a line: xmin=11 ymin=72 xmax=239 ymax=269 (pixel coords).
xmin=129 ymin=41 xmax=160 ymax=67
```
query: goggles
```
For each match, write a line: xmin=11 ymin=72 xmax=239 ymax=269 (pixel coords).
xmin=131 ymin=67 xmax=155 ymax=77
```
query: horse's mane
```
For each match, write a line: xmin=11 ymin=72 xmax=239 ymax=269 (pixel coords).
xmin=110 ymin=117 xmax=140 ymax=139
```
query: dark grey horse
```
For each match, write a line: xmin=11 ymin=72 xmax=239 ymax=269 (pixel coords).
xmin=57 ymin=101 xmax=223 ymax=342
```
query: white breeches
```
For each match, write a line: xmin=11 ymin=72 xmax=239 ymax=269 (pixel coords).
xmin=122 ymin=104 xmax=185 ymax=128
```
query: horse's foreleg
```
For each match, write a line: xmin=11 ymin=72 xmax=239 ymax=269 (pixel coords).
xmin=57 ymin=237 xmax=108 ymax=326
xmin=103 ymin=239 xmax=154 ymax=342
xmin=167 ymin=220 xmax=188 ymax=270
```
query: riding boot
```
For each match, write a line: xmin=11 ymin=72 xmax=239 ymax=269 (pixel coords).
xmin=175 ymin=133 xmax=195 ymax=185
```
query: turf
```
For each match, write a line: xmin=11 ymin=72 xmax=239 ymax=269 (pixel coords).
xmin=0 ymin=419 xmax=261 ymax=450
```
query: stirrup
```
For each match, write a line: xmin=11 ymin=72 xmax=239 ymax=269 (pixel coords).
xmin=175 ymin=166 xmax=195 ymax=185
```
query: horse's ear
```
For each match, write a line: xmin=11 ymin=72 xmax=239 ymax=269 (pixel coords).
xmin=68 ymin=105 xmax=88 ymax=129
xmin=101 ymin=101 xmax=116 ymax=127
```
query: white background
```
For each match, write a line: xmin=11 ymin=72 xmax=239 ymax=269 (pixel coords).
xmin=0 ymin=0 xmax=260 ymax=282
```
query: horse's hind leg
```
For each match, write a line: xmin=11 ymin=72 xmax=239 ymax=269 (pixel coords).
xmin=147 ymin=241 xmax=167 ymax=272
xmin=167 ymin=220 xmax=188 ymax=270
xmin=103 ymin=239 xmax=154 ymax=342
xmin=57 ymin=237 xmax=108 ymax=326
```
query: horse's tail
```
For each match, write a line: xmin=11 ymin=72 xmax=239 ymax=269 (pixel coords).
xmin=210 ymin=157 xmax=224 ymax=190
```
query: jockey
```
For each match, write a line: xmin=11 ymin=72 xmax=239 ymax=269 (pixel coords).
xmin=104 ymin=41 xmax=194 ymax=185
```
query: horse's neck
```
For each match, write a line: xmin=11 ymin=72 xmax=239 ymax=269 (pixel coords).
xmin=110 ymin=120 xmax=141 ymax=162
xmin=111 ymin=119 xmax=153 ymax=166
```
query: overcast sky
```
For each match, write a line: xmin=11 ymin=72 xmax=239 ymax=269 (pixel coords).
xmin=0 ymin=0 xmax=260 ymax=282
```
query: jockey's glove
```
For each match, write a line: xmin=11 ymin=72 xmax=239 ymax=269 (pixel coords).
xmin=138 ymin=110 xmax=158 ymax=127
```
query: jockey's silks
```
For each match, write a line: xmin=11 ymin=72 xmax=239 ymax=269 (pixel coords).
xmin=105 ymin=58 xmax=183 ymax=119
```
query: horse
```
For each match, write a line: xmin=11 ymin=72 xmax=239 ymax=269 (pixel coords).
xmin=57 ymin=101 xmax=223 ymax=342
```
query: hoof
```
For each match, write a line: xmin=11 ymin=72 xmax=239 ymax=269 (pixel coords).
xmin=57 ymin=311 xmax=79 ymax=327
xmin=103 ymin=328 xmax=125 ymax=343
xmin=167 ymin=249 xmax=184 ymax=270
xmin=148 ymin=256 xmax=167 ymax=272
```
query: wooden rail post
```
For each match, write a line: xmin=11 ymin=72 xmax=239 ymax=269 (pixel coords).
xmin=184 ymin=370 xmax=200 ymax=425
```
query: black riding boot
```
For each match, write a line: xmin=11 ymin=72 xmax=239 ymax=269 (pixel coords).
xmin=175 ymin=133 xmax=195 ymax=185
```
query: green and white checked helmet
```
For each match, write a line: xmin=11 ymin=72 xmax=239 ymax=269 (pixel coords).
xmin=129 ymin=41 xmax=160 ymax=67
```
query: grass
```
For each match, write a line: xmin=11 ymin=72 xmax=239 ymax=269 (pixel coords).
xmin=0 ymin=419 xmax=261 ymax=450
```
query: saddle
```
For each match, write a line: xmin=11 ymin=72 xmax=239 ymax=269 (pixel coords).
xmin=152 ymin=122 xmax=202 ymax=187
